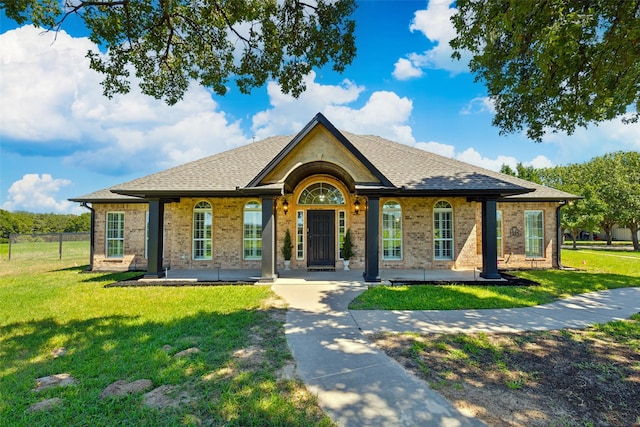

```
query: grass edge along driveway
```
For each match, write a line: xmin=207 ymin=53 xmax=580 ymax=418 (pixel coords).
xmin=350 ymin=249 xmax=640 ymax=310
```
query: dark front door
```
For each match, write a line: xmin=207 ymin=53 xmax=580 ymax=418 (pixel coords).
xmin=308 ymin=210 xmax=335 ymax=267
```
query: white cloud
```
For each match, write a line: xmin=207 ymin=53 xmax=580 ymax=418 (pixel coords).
xmin=415 ymin=141 xmax=456 ymax=158
xmin=542 ymin=115 xmax=640 ymax=161
xmin=455 ymin=148 xmax=521 ymax=171
xmin=326 ymin=91 xmax=415 ymax=144
xmin=461 ymin=96 xmax=496 ymax=115
xmin=2 ymin=174 xmax=80 ymax=213
xmin=528 ymin=155 xmax=554 ymax=169
xmin=252 ymin=70 xmax=554 ymax=172
xmin=392 ymin=0 xmax=470 ymax=78
xmin=392 ymin=58 xmax=423 ymax=80
xmin=413 ymin=143 xmax=552 ymax=173
xmin=0 ymin=25 xmax=250 ymax=174
xmin=251 ymin=71 xmax=365 ymax=139
xmin=251 ymin=72 xmax=416 ymax=145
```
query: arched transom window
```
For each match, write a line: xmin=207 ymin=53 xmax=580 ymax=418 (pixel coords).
xmin=298 ymin=182 xmax=345 ymax=205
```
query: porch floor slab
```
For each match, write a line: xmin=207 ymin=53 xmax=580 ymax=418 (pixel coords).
xmin=149 ymin=268 xmax=502 ymax=284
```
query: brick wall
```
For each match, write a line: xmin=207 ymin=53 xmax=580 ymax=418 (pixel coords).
xmin=379 ymin=197 xmax=479 ymax=270
xmin=90 ymin=197 xmax=560 ymax=272
xmin=92 ymin=203 xmax=148 ymax=271
xmin=475 ymin=201 xmax=559 ymax=269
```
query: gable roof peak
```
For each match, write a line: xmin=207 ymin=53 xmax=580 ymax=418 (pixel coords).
xmin=246 ymin=112 xmax=394 ymax=189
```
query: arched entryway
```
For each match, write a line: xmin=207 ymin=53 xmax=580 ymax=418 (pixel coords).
xmin=280 ymin=173 xmax=362 ymax=271
xmin=298 ymin=182 xmax=345 ymax=268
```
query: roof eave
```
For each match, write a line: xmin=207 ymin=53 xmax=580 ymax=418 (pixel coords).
xmin=356 ymin=187 xmax=533 ymax=198
xmin=68 ymin=197 xmax=148 ymax=204
xmin=499 ymin=194 xmax=583 ymax=202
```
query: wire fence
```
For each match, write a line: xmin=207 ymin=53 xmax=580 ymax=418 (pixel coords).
xmin=7 ymin=232 xmax=91 ymax=261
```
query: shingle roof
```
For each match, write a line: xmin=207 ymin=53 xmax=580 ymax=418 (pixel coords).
xmin=342 ymin=133 xmax=577 ymax=200
xmin=70 ymin=117 xmax=578 ymax=203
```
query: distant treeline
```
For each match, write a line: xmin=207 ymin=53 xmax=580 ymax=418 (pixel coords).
xmin=0 ymin=209 xmax=91 ymax=242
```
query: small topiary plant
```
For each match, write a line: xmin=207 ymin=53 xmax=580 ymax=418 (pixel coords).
xmin=342 ymin=229 xmax=355 ymax=260
xmin=281 ymin=228 xmax=293 ymax=261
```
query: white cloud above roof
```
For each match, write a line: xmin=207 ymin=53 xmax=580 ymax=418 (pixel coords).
xmin=392 ymin=58 xmax=424 ymax=80
xmin=0 ymin=25 xmax=249 ymax=174
xmin=461 ymin=96 xmax=497 ymax=115
xmin=542 ymin=114 xmax=640 ymax=156
xmin=393 ymin=0 xmax=470 ymax=77
xmin=1 ymin=174 xmax=81 ymax=213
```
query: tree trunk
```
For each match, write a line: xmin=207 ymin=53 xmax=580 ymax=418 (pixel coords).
xmin=601 ymin=223 xmax=614 ymax=246
xmin=630 ymin=224 xmax=640 ymax=251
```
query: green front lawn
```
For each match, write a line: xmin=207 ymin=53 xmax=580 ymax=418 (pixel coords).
xmin=349 ymin=249 xmax=640 ymax=310
xmin=0 ymin=256 xmax=332 ymax=426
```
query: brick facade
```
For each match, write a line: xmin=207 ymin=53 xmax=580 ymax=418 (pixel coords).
xmin=91 ymin=196 xmax=559 ymax=272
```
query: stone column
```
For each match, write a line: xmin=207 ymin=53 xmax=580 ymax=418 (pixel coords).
xmin=145 ymin=198 xmax=165 ymax=278
xmin=363 ymin=196 xmax=380 ymax=282
xmin=480 ymin=198 xmax=501 ymax=279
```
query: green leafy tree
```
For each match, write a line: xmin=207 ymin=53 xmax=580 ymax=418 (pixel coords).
xmin=64 ymin=212 xmax=91 ymax=232
xmin=499 ymin=162 xmax=540 ymax=184
xmin=515 ymin=163 xmax=541 ymax=184
xmin=499 ymin=164 xmax=516 ymax=176
xmin=561 ymin=188 xmax=605 ymax=249
xmin=451 ymin=0 xmax=640 ymax=141
xmin=538 ymin=163 xmax=605 ymax=248
xmin=588 ymin=151 xmax=640 ymax=250
xmin=2 ymin=0 xmax=357 ymax=105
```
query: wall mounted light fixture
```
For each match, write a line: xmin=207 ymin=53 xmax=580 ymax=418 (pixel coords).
xmin=282 ymin=199 xmax=289 ymax=215
xmin=354 ymin=198 xmax=361 ymax=215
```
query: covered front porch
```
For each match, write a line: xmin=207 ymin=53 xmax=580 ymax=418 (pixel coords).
xmin=139 ymin=268 xmax=505 ymax=285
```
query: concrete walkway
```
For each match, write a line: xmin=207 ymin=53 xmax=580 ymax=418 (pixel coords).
xmin=271 ymin=283 xmax=640 ymax=427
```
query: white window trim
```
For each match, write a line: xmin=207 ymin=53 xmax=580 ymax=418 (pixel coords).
xmin=382 ymin=201 xmax=402 ymax=261
xmin=106 ymin=211 xmax=124 ymax=258
xmin=434 ymin=201 xmax=454 ymax=261
xmin=193 ymin=201 xmax=213 ymax=261
xmin=243 ymin=201 xmax=262 ymax=260
xmin=298 ymin=182 xmax=346 ymax=205
xmin=496 ymin=210 xmax=503 ymax=259
xmin=337 ymin=210 xmax=346 ymax=259
xmin=525 ymin=210 xmax=545 ymax=258
xmin=145 ymin=211 xmax=149 ymax=259
xmin=296 ymin=210 xmax=305 ymax=260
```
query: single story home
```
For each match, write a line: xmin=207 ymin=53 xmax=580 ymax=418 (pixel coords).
xmin=71 ymin=113 xmax=578 ymax=282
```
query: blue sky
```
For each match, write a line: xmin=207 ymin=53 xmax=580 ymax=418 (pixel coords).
xmin=1 ymin=0 xmax=638 ymax=214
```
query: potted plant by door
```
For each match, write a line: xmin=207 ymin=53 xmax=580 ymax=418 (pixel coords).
xmin=281 ymin=228 xmax=293 ymax=270
xmin=341 ymin=229 xmax=355 ymax=270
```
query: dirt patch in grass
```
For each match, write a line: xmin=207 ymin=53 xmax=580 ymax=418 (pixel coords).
xmin=369 ymin=320 xmax=640 ymax=426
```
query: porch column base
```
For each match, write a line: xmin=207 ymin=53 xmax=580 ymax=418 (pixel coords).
xmin=363 ymin=272 xmax=381 ymax=283
xmin=258 ymin=274 xmax=278 ymax=284
xmin=479 ymin=270 xmax=502 ymax=280
xmin=143 ymin=271 xmax=166 ymax=279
